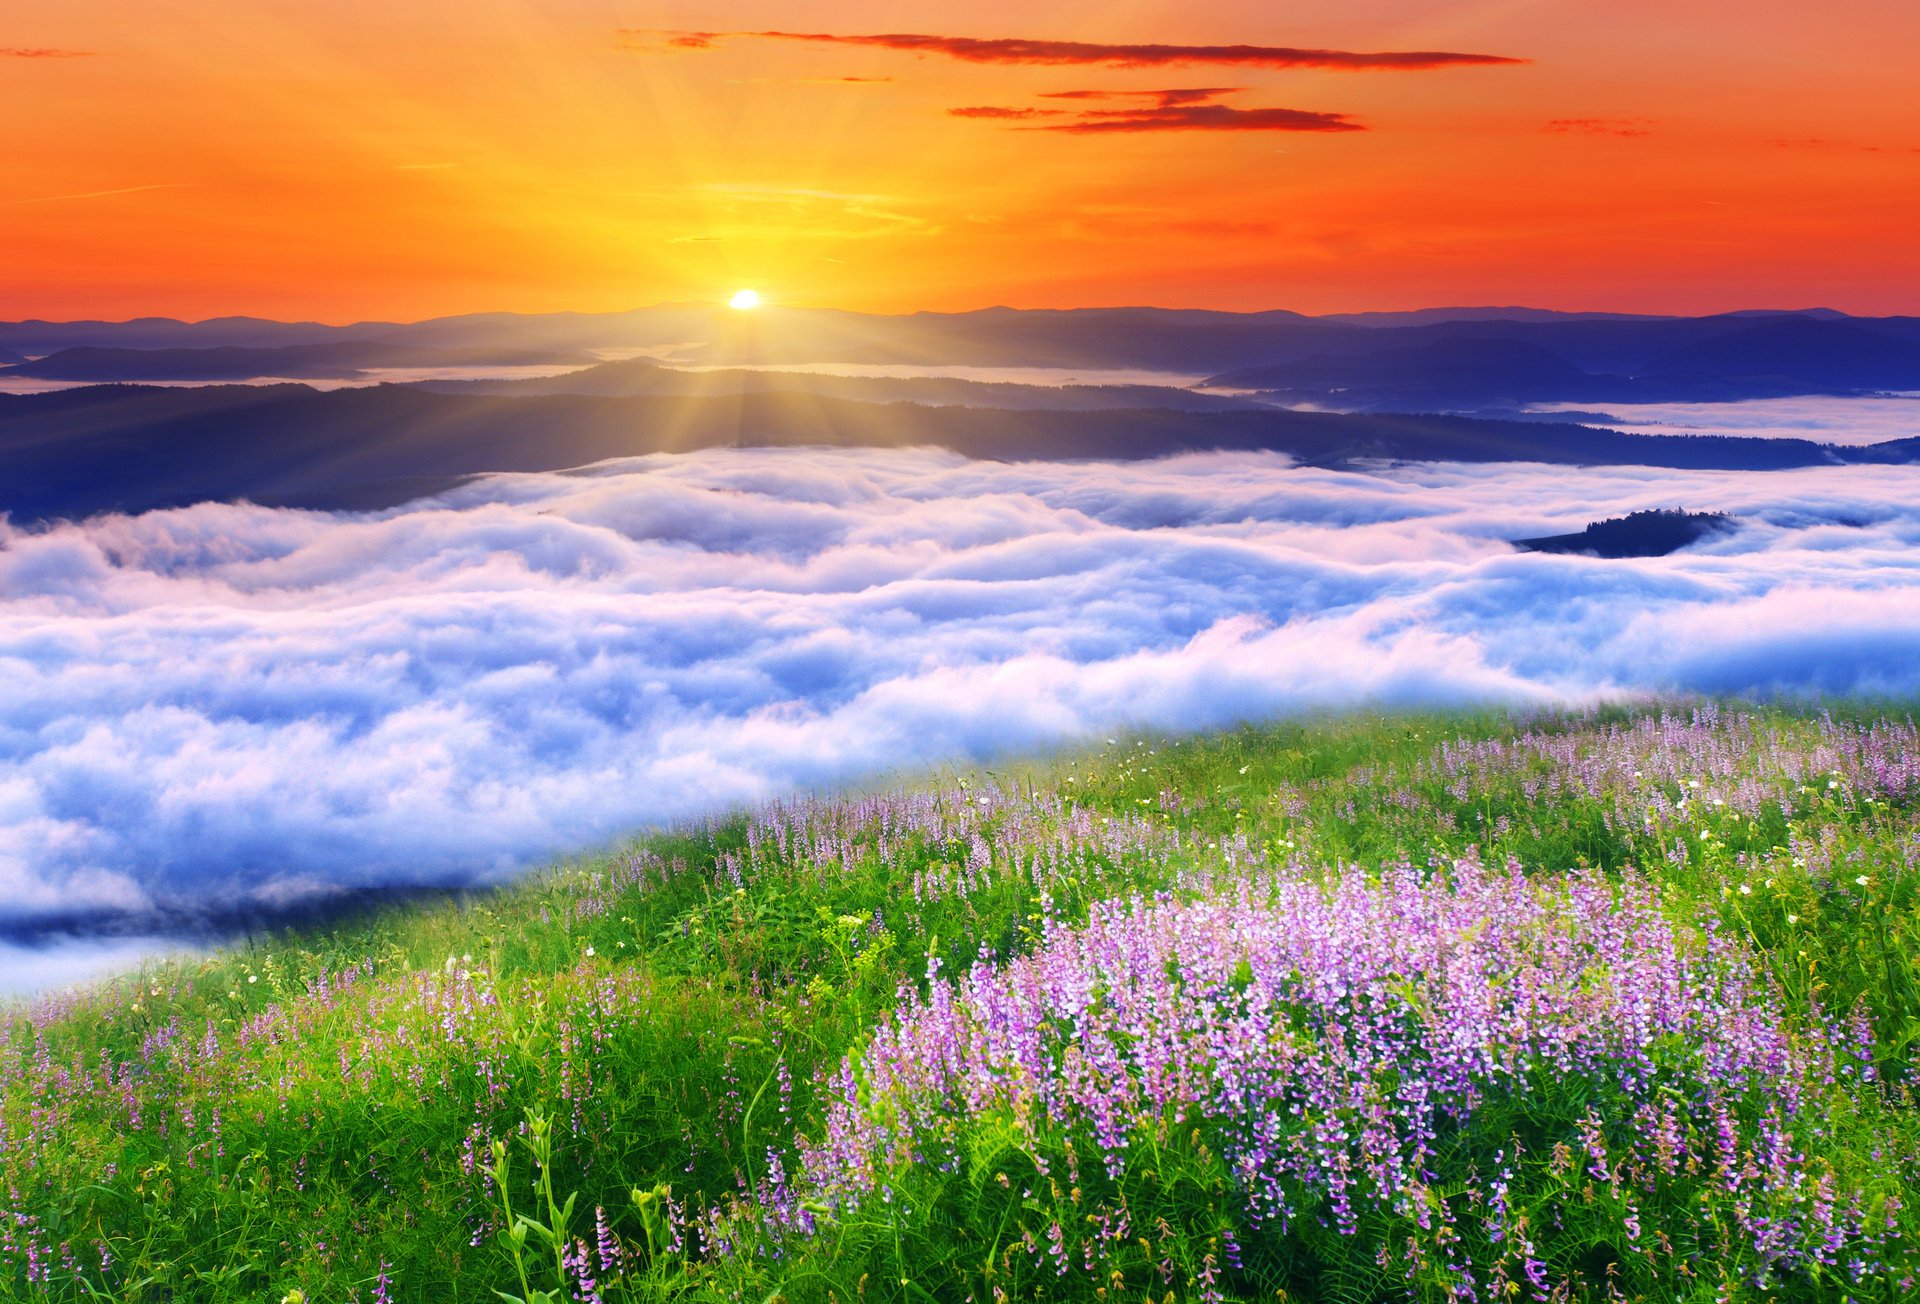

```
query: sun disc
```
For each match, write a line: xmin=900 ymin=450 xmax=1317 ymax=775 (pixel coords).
xmin=729 ymin=289 xmax=761 ymax=310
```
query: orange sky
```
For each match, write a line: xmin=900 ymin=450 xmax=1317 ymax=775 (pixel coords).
xmin=5 ymin=0 xmax=1918 ymax=321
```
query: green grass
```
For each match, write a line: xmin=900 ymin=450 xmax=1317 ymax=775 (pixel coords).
xmin=3 ymin=702 xmax=1918 ymax=1301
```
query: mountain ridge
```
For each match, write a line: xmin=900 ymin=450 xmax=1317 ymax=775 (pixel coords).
xmin=2 ymin=383 xmax=1910 ymax=525
xmin=7 ymin=307 xmax=1919 ymax=407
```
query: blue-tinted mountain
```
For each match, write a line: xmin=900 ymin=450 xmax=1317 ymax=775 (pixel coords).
xmin=1641 ymin=318 xmax=1920 ymax=390
xmin=6 ymin=341 xmax=596 ymax=382
xmin=1207 ymin=315 xmax=1920 ymax=407
xmin=0 ymin=316 xmax=375 ymax=356
xmin=424 ymin=356 xmax=1258 ymax=411
xmin=1322 ymin=307 xmax=1678 ymax=327
xmin=6 ymin=306 xmax=1920 ymax=405
xmin=1207 ymin=338 xmax=1590 ymax=404
xmin=1 ymin=383 xmax=1912 ymax=524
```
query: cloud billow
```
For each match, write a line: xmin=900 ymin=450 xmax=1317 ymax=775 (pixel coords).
xmin=2 ymin=450 xmax=1918 ymax=937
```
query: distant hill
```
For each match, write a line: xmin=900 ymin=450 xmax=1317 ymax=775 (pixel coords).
xmin=0 ymin=315 xmax=375 ymax=356
xmin=6 ymin=306 xmax=1920 ymax=405
xmin=1205 ymin=314 xmax=1920 ymax=408
xmin=1 ymin=383 xmax=1912 ymax=523
xmin=5 ymin=341 xmax=597 ymax=382
xmin=1207 ymin=338 xmax=1591 ymax=404
xmin=1515 ymin=509 xmax=1737 ymax=558
xmin=1322 ymin=306 xmax=1678 ymax=327
xmin=1715 ymin=307 xmax=1852 ymax=320
xmin=427 ymin=357 xmax=1259 ymax=412
xmin=1642 ymin=318 xmax=1920 ymax=390
xmin=0 ymin=305 xmax=1346 ymax=373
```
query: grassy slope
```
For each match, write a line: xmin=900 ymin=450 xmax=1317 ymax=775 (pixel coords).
xmin=3 ymin=703 xmax=1918 ymax=1302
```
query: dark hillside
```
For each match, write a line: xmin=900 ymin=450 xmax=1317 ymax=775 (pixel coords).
xmin=0 ymin=383 xmax=1898 ymax=522
xmin=1515 ymin=508 xmax=1737 ymax=557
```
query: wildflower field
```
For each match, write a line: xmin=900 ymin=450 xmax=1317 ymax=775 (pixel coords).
xmin=4 ymin=703 xmax=1920 ymax=1302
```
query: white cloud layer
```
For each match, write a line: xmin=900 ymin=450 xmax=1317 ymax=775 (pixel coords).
xmin=3 ymin=448 xmax=1919 ymax=935
xmin=1528 ymin=395 xmax=1920 ymax=447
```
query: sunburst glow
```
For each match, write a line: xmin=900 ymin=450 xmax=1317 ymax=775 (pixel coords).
xmin=729 ymin=288 xmax=762 ymax=310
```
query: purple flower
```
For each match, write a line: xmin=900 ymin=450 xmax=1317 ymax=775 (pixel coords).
xmin=777 ymin=856 xmax=1884 ymax=1294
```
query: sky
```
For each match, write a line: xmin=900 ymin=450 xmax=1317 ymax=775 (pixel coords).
xmin=5 ymin=1 xmax=1919 ymax=321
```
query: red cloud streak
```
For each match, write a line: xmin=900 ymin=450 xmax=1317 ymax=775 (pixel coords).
xmin=1041 ymin=88 xmax=1242 ymax=106
xmin=1545 ymin=117 xmax=1652 ymax=137
xmin=949 ymin=106 xmax=1069 ymax=119
xmin=1043 ymin=105 xmax=1362 ymax=133
xmin=637 ymin=31 xmax=1522 ymax=71
xmin=2 ymin=47 xmax=92 ymax=58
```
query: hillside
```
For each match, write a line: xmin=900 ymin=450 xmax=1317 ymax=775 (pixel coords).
xmin=4 ymin=341 xmax=597 ymax=382
xmin=4 ymin=703 xmax=1918 ymax=1302
xmin=5 ymin=384 xmax=1914 ymax=523
xmin=1643 ymin=318 xmax=1920 ymax=390
xmin=1206 ymin=337 xmax=1595 ymax=404
xmin=7 ymin=307 xmax=1920 ymax=405
xmin=1515 ymin=508 xmax=1737 ymax=557
xmin=1207 ymin=317 xmax=1920 ymax=408
xmin=422 ymin=356 xmax=1260 ymax=411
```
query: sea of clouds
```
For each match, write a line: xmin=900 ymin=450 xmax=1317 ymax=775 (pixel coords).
xmin=4 ymin=447 xmax=1919 ymax=964
xmin=1528 ymin=395 xmax=1920 ymax=446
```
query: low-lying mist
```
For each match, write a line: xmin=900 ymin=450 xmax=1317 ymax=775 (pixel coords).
xmin=3 ymin=447 xmax=1918 ymax=951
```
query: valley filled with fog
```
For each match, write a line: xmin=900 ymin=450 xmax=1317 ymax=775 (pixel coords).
xmin=1526 ymin=394 xmax=1920 ymax=446
xmin=4 ymin=447 xmax=1918 ymax=980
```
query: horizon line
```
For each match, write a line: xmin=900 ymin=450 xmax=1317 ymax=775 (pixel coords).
xmin=0 ymin=302 xmax=1880 ymax=331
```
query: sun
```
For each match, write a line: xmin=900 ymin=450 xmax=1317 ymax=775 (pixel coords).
xmin=728 ymin=289 xmax=761 ymax=310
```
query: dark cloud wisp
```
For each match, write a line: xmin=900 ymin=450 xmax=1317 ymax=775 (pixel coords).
xmin=949 ymin=106 xmax=1068 ymax=120
xmin=1545 ymin=117 xmax=1653 ymax=137
xmin=1040 ymin=87 xmax=1244 ymax=107
xmin=953 ymin=88 xmax=1360 ymax=134
xmin=630 ymin=30 xmax=1523 ymax=71
xmin=1041 ymin=104 xmax=1363 ymax=134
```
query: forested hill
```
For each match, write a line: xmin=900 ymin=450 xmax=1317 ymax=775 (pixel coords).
xmin=3 ymin=383 xmax=1914 ymax=521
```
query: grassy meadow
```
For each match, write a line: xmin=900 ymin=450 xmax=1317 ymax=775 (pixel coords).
xmin=3 ymin=702 xmax=1919 ymax=1302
